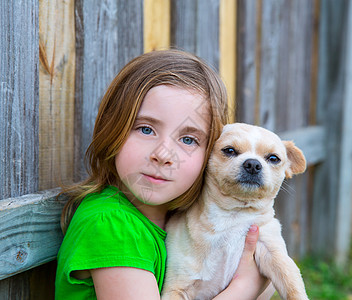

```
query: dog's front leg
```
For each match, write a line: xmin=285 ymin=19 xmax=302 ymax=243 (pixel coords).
xmin=256 ymin=221 xmax=309 ymax=300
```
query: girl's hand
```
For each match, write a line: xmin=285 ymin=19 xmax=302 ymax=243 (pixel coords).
xmin=213 ymin=225 xmax=272 ymax=300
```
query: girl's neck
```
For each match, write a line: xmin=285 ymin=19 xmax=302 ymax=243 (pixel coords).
xmin=118 ymin=184 xmax=169 ymax=230
xmin=134 ymin=201 xmax=169 ymax=230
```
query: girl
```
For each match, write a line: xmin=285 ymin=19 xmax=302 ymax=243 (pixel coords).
xmin=55 ymin=50 xmax=268 ymax=299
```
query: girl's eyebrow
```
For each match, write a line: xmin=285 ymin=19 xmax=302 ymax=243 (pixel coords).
xmin=178 ymin=126 xmax=207 ymax=140
xmin=135 ymin=115 xmax=163 ymax=126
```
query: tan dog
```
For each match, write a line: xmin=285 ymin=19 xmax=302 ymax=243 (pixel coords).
xmin=162 ymin=123 xmax=308 ymax=300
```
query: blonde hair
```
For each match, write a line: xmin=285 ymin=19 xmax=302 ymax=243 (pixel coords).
xmin=61 ymin=49 xmax=228 ymax=233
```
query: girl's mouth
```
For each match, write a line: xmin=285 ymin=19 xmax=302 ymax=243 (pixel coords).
xmin=142 ymin=173 xmax=171 ymax=184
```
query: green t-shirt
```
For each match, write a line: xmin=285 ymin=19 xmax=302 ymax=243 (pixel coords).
xmin=55 ymin=185 xmax=167 ymax=300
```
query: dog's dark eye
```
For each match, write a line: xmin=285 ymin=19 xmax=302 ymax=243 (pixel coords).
xmin=221 ymin=147 xmax=239 ymax=157
xmin=266 ymin=154 xmax=281 ymax=164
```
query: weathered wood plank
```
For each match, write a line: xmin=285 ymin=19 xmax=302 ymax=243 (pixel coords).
xmin=171 ymin=0 xmax=220 ymax=70
xmin=279 ymin=125 xmax=326 ymax=166
xmin=74 ymin=0 xmax=118 ymax=179
xmin=276 ymin=0 xmax=313 ymax=132
xmin=144 ymin=0 xmax=170 ymax=52
xmin=219 ymin=0 xmax=237 ymax=122
xmin=235 ymin=0 xmax=258 ymax=124
xmin=171 ymin=0 xmax=197 ymax=52
xmin=195 ymin=0 xmax=220 ymax=70
xmin=257 ymin=0 xmax=283 ymax=131
xmin=116 ymin=0 xmax=144 ymax=71
xmin=39 ymin=0 xmax=76 ymax=190
xmin=75 ymin=0 xmax=144 ymax=179
xmin=0 ymin=189 xmax=64 ymax=280
xmin=0 ymin=0 xmax=39 ymax=199
xmin=312 ymin=0 xmax=350 ymax=263
xmin=73 ymin=0 xmax=85 ymax=183
xmin=333 ymin=0 xmax=352 ymax=265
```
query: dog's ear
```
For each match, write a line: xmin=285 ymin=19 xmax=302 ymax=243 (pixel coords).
xmin=283 ymin=141 xmax=307 ymax=178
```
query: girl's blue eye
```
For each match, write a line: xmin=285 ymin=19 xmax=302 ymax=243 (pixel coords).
xmin=182 ymin=137 xmax=197 ymax=145
xmin=140 ymin=126 xmax=153 ymax=135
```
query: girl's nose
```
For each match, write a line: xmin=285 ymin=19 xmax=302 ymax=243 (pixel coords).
xmin=149 ymin=142 xmax=174 ymax=166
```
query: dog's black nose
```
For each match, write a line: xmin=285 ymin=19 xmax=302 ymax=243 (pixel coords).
xmin=243 ymin=159 xmax=262 ymax=175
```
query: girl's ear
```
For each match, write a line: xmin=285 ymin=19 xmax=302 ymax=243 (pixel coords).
xmin=283 ymin=141 xmax=307 ymax=178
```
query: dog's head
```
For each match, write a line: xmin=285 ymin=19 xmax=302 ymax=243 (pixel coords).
xmin=206 ymin=123 xmax=306 ymax=208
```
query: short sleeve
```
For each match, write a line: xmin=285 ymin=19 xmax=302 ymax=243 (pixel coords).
xmin=63 ymin=209 xmax=157 ymax=284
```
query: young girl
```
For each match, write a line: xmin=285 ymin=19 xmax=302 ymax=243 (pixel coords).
xmin=55 ymin=50 xmax=268 ymax=299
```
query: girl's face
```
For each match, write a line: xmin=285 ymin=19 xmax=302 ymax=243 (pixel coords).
xmin=115 ymin=85 xmax=210 ymax=208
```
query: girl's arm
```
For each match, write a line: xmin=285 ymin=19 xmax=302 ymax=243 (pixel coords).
xmin=213 ymin=225 xmax=272 ymax=300
xmin=91 ymin=266 xmax=160 ymax=300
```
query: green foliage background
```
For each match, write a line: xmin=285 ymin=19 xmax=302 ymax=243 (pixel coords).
xmin=272 ymin=243 xmax=352 ymax=300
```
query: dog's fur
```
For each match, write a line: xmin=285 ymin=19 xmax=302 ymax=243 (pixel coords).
xmin=162 ymin=123 xmax=309 ymax=300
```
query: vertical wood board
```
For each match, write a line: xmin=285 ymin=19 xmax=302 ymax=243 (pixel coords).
xmin=335 ymin=0 xmax=352 ymax=265
xmin=171 ymin=0 xmax=220 ymax=70
xmin=171 ymin=0 xmax=197 ymax=53
xmin=312 ymin=0 xmax=349 ymax=260
xmin=0 ymin=0 xmax=39 ymax=200
xmin=257 ymin=0 xmax=283 ymax=131
xmin=144 ymin=0 xmax=171 ymax=52
xmin=235 ymin=0 xmax=258 ymax=124
xmin=116 ymin=0 xmax=144 ymax=71
xmin=39 ymin=0 xmax=76 ymax=190
xmin=220 ymin=0 xmax=237 ymax=122
xmin=76 ymin=0 xmax=119 ymax=178
xmin=196 ymin=0 xmax=220 ymax=70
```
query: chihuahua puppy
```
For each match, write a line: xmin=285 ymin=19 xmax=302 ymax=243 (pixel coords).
xmin=162 ymin=123 xmax=308 ymax=300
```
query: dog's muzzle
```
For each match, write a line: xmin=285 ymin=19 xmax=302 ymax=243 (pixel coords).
xmin=237 ymin=159 xmax=263 ymax=188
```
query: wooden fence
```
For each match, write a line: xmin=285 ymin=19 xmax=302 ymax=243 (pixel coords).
xmin=1 ymin=0 xmax=351 ymax=298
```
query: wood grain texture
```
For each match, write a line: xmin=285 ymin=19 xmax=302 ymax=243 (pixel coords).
xmin=171 ymin=0 xmax=220 ymax=70
xmin=312 ymin=0 xmax=351 ymax=264
xmin=335 ymin=0 xmax=352 ymax=265
xmin=279 ymin=126 xmax=326 ymax=166
xmin=171 ymin=0 xmax=197 ymax=52
xmin=82 ymin=0 xmax=119 ymax=156
xmin=144 ymin=0 xmax=170 ymax=52
xmin=0 ymin=189 xmax=64 ymax=280
xmin=235 ymin=0 xmax=258 ymax=124
xmin=275 ymin=0 xmax=313 ymax=132
xmin=219 ymin=0 xmax=237 ymax=122
xmin=0 ymin=0 xmax=39 ymax=200
xmin=39 ymin=0 xmax=76 ymax=190
xmin=75 ymin=0 xmax=144 ymax=179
